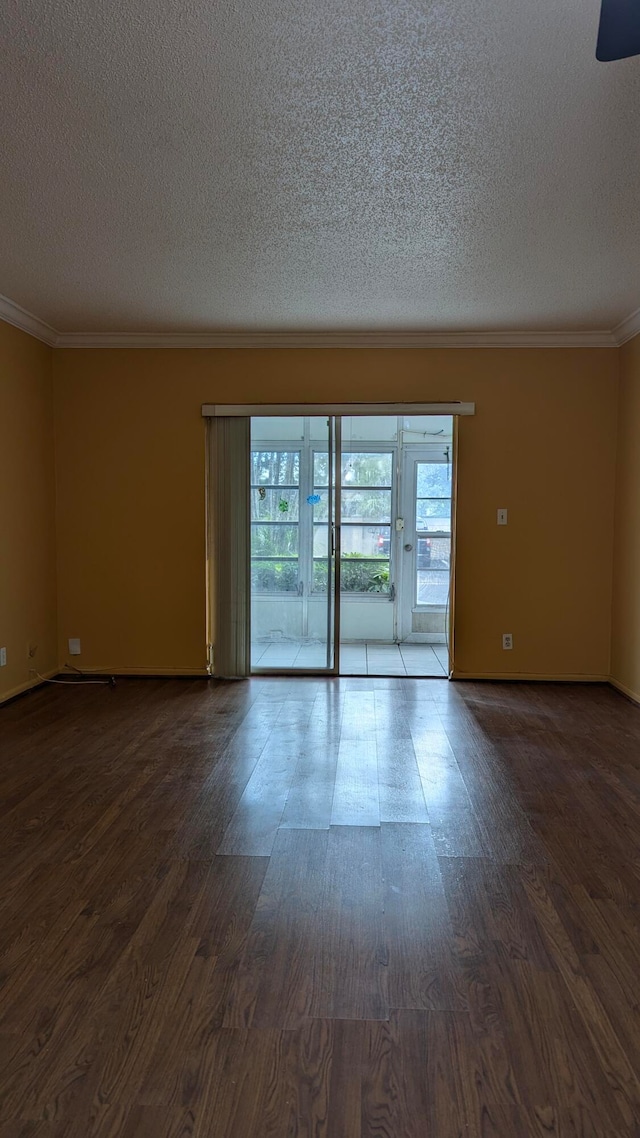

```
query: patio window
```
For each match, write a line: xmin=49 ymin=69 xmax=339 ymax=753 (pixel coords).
xmin=250 ymin=450 xmax=300 ymax=593
xmin=313 ymin=451 xmax=393 ymax=594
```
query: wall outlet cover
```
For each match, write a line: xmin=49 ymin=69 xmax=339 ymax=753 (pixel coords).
xmin=0 ymin=647 xmax=6 ymax=667
xmin=502 ymin=633 xmax=513 ymax=650
xmin=68 ymin=638 xmax=82 ymax=656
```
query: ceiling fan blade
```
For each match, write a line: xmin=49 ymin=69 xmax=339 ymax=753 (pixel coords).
xmin=596 ymin=0 xmax=640 ymax=60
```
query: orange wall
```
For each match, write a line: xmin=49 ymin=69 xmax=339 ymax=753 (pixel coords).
xmin=0 ymin=322 xmax=57 ymax=702
xmin=611 ymin=333 xmax=640 ymax=700
xmin=52 ymin=345 xmax=618 ymax=679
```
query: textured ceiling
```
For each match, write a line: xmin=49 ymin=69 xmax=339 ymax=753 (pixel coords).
xmin=1 ymin=0 xmax=639 ymax=334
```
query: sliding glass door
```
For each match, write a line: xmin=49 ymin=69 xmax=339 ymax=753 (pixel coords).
xmin=206 ymin=404 xmax=465 ymax=678
xmin=250 ymin=416 xmax=339 ymax=672
xmin=247 ymin=412 xmax=456 ymax=675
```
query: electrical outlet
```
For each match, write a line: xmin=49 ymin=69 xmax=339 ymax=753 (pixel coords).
xmin=502 ymin=633 xmax=513 ymax=650
xmin=68 ymin=638 xmax=81 ymax=656
xmin=0 ymin=647 xmax=6 ymax=667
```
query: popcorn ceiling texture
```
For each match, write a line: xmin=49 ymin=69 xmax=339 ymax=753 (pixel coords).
xmin=0 ymin=0 xmax=639 ymax=333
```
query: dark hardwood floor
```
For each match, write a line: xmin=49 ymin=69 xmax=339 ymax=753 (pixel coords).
xmin=1 ymin=676 xmax=640 ymax=1136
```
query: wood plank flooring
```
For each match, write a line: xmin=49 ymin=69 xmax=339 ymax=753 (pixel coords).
xmin=1 ymin=676 xmax=640 ymax=1135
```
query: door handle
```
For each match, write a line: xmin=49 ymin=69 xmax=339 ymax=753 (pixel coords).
xmin=404 ymin=543 xmax=413 ymax=552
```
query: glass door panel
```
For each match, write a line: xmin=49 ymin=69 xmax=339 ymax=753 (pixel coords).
xmin=315 ymin=443 xmax=394 ymax=597
xmin=250 ymin=416 xmax=338 ymax=672
xmin=414 ymin=460 xmax=452 ymax=607
xmin=399 ymin=437 xmax=454 ymax=645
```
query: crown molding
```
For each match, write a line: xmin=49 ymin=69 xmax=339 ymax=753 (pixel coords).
xmin=612 ymin=306 xmax=640 ymax=347
xmin=0 ymin=293 xmax=58 ymax=346
xmin=1 ymin=291 xmax=639 ymax=349
xmin=54 ymin=328 xmax=617 ymax=349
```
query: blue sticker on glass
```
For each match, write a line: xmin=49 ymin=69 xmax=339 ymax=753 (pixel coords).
xmin=306 ymin=494 xmax=321 ymax=505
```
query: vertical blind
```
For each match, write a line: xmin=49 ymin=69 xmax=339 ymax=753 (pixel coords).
xmin=207 ymin=417 xmax=251 ymax=678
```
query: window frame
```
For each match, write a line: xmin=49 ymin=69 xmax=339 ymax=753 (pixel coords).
xmin=249 ymin=448 xmax=302 ymax=596
xmin=412 ymin=456 xmax=453 ymax=610
xmin=312 ymin=444 xmax=396 ymax=598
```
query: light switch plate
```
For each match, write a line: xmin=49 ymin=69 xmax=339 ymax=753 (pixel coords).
xmin=68 ymin=638 xmax=81 ymax=656
xmin=497 ymin=508 xmax=508 ymax=525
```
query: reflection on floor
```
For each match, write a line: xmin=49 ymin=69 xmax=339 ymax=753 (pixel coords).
xmin=4 ymin=679 xmax=639 ymax=1132
xmin=252 ymin=640 xmax=449 ymax=675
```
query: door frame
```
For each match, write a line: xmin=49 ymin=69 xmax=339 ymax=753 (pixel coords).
xmin=397 ymin=440 xmax=456 ymax=646
xmin=203 ymin=402 xmax=472 ymax=677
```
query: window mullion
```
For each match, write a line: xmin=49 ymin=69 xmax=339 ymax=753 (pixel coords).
xmin=299 ymin=425 xmax=312 ymax=617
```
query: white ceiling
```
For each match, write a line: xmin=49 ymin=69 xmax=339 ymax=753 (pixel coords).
xmin=1 ymin=0 xmax=639 ymax=336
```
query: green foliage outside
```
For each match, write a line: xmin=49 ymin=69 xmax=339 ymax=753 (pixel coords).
xmin=251 ymin=557 xmax=390 ymax=594
xmin=250 ymin=450 xmax=449 ymax=595
xmin=251 ymin=560 xmax=299 ymax=593
xmin=313 ymin=555 xmax=390 ymax=594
